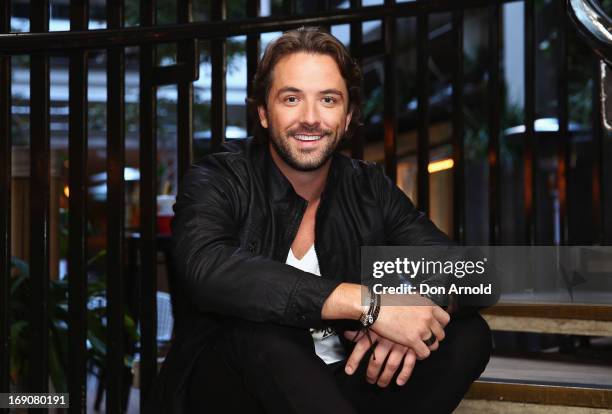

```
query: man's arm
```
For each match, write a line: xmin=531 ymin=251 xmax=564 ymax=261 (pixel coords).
xmin=320 ymin=282 xmax=363 ymax=320
xmin=322 ymin=282 xmax=449 ymax=359
xmin=172 ymin=159 xmax=342 ymax=328
xmin=319 ymin=167 xmax=453 ymax=385
xmin=376 ymin=171 xmax=499 ymax=314
xmin=322 ymin=170 xmax=454 ymax=363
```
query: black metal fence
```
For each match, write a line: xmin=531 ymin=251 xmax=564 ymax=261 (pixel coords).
xmin=0 ymin=0 xmax=610 ymax=413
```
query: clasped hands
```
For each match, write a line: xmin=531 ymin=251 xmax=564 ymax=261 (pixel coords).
xmin=343 ymin=296 xmax=450 ymax=388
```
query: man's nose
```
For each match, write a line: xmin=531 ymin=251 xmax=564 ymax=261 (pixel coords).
xmin=300 ymin=100 xmax=320 ymax=126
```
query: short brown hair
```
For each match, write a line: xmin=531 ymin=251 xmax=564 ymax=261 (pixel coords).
xmin=246 ymin=26 xmax=362 ymax=143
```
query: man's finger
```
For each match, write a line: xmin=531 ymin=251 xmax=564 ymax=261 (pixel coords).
xmin=344 ymin=332 xmax=371 ymax=375
xmin=396 ymin=349 xmax=417 ymax=386
xmin=429 ymin=319 xmax=445 ymax=344
xmin=376 ymin=346 xmax=405 ymax=388
xmin=433 ymin=306 xmax=451 ymax=327
xmin=427 ymin=337 xmax=440 ymax=351
xmin=344 ymin=330 xmax=364 ymax=343
xmin=366 ymin=339 xmax=392 ymax=384
xmin=411 ymin=336 xmax=431 ymax=360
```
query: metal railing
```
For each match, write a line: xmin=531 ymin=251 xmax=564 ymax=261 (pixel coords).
xmin=0 ymin=0 xmax=609 ymax=412
xmin=567 ymin=0 xmax=609 ymax=247
xmin=569 ymin=0 xmax=612 ymax=65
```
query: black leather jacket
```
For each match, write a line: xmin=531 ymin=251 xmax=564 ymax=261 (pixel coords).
xmin=148 ymin=138 xmax=453 ymax=412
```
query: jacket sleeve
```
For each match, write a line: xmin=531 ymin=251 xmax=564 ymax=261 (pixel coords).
xmin=171 ymin=159 xmax=342 ymax=328
xmin=377 ymin=170 xmax=461 ymax=310
xmin=377 ymin=170 xmax=452 ymax=246
xmin=376 ymin=171 xmax=499 ymax=314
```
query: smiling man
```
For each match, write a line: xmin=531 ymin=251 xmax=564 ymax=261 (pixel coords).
xmin=259 ymin=52 xmax=349 ymax=173
xmin=148 ymin=27 xmax=492 ymax=414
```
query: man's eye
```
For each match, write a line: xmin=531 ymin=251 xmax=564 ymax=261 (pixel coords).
xmin=285 ymin=96 xmax=299 ymax=104
xmin=322 ymin=96 xmax=337 ymax=104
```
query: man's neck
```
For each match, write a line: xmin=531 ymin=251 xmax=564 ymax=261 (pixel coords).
xmin=269 ymin=143 xmax=330 ymax=203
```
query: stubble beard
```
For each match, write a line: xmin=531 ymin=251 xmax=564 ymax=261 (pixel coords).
xmin=268 ymin=125 xmax=342 ymax=172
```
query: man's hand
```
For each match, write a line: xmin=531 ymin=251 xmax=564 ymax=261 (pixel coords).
xmin=343 ymin=330 xmax=417 ymax=387
xmin=370 ymin=294 xmax=450 ymax=360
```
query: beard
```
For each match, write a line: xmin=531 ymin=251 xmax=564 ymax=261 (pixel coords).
xmin=268 ymin=124 xmax=341 ymax=172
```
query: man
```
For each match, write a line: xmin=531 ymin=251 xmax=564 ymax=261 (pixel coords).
xmin=148 ymin=27 xmax=492 ymax=413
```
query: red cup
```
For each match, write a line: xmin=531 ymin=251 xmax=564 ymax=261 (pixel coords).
xmin=157 ymin=215 xmax=172 ymax=235
xmin=157 ymin=195 xmax=176 ymax=235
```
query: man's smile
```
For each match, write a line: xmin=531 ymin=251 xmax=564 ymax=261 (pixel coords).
xmin=293 ymin=134 xmax=323 ymax=142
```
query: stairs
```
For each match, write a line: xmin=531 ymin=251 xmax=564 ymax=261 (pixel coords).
xmin=457 ymin=303 xmax=612 ymax=412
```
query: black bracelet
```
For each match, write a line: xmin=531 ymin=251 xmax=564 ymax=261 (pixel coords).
xmin=358 ymin=287 xmax=372 ymax=326
xmin=359 ymin=287 xmax=380 ymax=328
xmin=367 ymin=291 xmax=380 ymax=326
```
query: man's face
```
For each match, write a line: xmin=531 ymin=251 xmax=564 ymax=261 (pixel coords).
xmin=258 ymin=52 xmax=353 ymax=172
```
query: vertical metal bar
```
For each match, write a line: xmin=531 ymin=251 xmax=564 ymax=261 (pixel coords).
xmin=0 ymin=1 xmax=11 ymax=406
xmin=68 ymin=2 xmax=89 ymax=412
xmin=246 ymin=0 xmax=260 ymax=138
xmin=349 ymin=0 xmax=364 ymax=160
xmin=139 ymin=0 xmax=157 ymax=410
xmin=417 ymin=13 xmax=430 ymax=213
xmin=107 ymin=0 xmax=125 ymax=412
xmin=383 ymin=0 xmax=397 ymax=182
xmin=210 ymin=0 xmax=227 ymax=152
xmin=282 ymin=0 xmax=296 ymax=15
xmin=524 ymin=0 xmax=536 ymax=245
xmin=606 ymin=66 xmax=612 ymax=246
xmin=321 ymin=0 xmax=332 ymax=32
xmin=29 ymin=0 xmax=50 ymax=398
xmin=177 ymin=0 xmax=193 ymax=180
xmin=557 ymin=0 xmax=569 ymax=245
xmin=452 ymin=9 xmax=465 ymax=244
xmin=592 ymin=58 xmax=604 ymax=244
xmin=488 ymin=4 xmax=501 ymax=245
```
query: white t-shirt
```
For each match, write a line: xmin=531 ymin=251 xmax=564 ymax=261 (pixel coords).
xmin=286 ymin=245 xmax=346 ymax=365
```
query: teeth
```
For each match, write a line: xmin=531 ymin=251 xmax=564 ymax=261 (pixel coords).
xmin=294 ymin=134 xmax=322 ymax=141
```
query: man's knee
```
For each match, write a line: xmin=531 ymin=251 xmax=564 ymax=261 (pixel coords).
xmin=443 ymin=313 xmax=492 ymax=381
xmin=386 ymin=314 xmax=492 ymax=413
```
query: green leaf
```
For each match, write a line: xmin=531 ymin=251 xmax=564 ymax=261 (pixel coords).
xmin=10 ymin=320 xmax=28 ymax=339
xmin=48 ymin=340 xmax=67 ymax=393
xmin=86 ymin=249 xmax=107 ymax=267
xmin=124 ymin=314 xmax=139 ymax=341
xmin=87 ymin=332 xmax=108 ymax=356
xmin=10 ymin=274 xmax=28 ymax=295
xmin=10 ymin=324 xmax=28 ymax=385
xmin=10 ymin=257 xmax=29 ymax=276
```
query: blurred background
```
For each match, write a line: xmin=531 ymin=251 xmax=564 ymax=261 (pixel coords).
xmin=2 ymin=0 xmax=612 ymax=412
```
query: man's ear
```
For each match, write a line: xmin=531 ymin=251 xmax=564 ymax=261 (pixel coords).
xmin=345 ymin=109 xmax=353 ymax=132
xmin=257 ymin=105 xmax=269 ymax=129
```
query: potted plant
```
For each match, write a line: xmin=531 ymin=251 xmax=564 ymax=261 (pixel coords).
xmin=9 ymin=254 xmax=139 ymax=393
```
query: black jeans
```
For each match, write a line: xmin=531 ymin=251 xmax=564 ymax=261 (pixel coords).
xmin=186 ymin=314 xmax=492 ymax=414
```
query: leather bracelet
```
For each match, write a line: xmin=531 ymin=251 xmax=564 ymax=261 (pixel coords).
xmin=353 ymin=288 xmax=382 ymax=360
xmin=367 ymin=291 xmax=380 ymax=326
xmin=358 ymin=286 xmax=372 ymax=326
xmin=359 ymin=286 xmax=380 ymax=328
